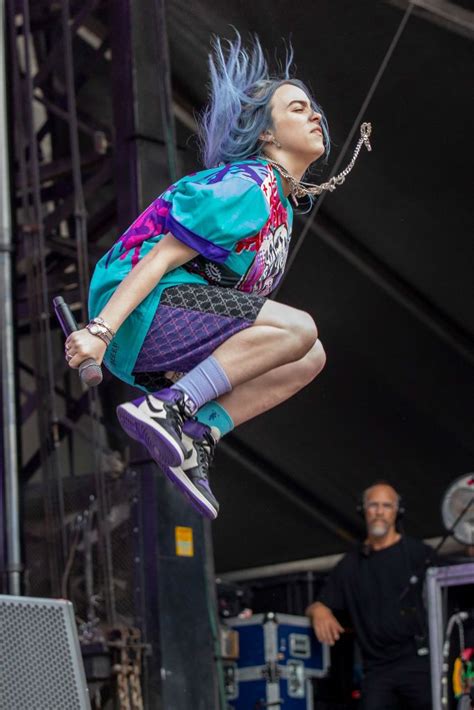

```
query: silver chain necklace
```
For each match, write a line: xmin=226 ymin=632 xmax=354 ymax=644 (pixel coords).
xmin=265 ymin=122 xmax=373 ymax=201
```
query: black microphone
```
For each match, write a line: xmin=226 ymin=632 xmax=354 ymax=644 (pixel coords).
xmin=53 ymin=296 xmax=103 ymax=387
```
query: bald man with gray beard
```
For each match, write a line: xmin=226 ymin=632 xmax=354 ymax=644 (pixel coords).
xmin=307 ymin=482 xmax=435 ymax=710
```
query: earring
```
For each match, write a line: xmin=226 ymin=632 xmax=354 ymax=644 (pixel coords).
xmin=271 ymin=137 xmax=282 ymax=149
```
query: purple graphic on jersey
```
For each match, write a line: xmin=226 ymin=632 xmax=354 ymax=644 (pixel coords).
xmin=104 ymin=162 xmax=280 ymax=275
xmin=206 ymin=162 xmax=265 ymax=186
xmin=105 ymin=197 xmax=171 ymax=267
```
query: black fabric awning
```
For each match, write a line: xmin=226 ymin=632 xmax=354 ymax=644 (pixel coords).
xmin=166 ymin=1 xmax=474 ymax=572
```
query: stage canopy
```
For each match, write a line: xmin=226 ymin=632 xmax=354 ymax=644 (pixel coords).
xmin=162 ymin=0 xmax=473 ymax=573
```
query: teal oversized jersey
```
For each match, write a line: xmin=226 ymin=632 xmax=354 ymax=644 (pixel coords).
xmin=89 ymin=158 xmax=293 ymax=386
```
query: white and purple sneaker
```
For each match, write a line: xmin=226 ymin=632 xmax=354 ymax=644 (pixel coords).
xmin=117 ymin=390 xmax=220 ymax=519
xmin=178 ymin=419 xmax=220 ymax=519
xmin=159 ymin=421 xmax=220 ymax=520
xmin=116 ymin=388 xmax=189 ymax=467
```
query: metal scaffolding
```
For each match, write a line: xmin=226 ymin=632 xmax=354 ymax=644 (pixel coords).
xmin=4 ymin=0 xmax=119 ymax=614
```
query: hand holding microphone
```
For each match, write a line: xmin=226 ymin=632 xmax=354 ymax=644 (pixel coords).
xmin=53 ymin=297 xmax=104 ymax=387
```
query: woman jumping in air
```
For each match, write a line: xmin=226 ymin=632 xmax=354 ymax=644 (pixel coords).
xmin=65 ymin=34 xmax=370 ymax=520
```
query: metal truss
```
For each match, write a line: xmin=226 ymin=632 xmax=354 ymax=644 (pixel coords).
xmin=5 ymin=0 xmax=118 ymax=620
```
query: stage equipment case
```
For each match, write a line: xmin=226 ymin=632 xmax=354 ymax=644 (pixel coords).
xmin=224 ymin=612 xmax=329 ymax=709
xmin=426 ymin=562 xmax=474 ymax=710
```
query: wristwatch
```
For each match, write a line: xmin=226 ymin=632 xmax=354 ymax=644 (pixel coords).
xmin=90 ymin=316 xmax=116 ymax=337
xmin=86 ymin=320 xmax=113 ymax=346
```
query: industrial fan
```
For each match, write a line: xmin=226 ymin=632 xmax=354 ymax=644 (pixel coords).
xmin=441 ymin=474 xmax=474 ymax=545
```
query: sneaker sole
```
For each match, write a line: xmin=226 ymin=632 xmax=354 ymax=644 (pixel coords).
xmin=116 ymin=402 xmax=184 ymax=467
xmin=162 ymin=464 xmax=218 ymax=520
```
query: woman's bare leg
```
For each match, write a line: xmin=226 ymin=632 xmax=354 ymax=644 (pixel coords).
xmin=217 ymin=339 xmax=326 ymax=426
xmin=211 ymin=300 xmax=319 ymax=387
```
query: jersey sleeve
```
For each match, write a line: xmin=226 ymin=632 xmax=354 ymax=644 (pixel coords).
xmin=167 ymin=174 xmax=270 ymax=262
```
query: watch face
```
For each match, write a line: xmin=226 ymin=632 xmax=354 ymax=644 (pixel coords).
xmin=89 ymin=324 xmax=100 ymax=335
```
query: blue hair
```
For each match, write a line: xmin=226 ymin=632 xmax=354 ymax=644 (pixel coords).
xmin=199 ymin=33 xmax=330 ymax=169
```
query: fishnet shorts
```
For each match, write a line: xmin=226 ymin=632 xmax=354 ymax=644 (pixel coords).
xmin=133 ymin=284 xmax=266 ymax=391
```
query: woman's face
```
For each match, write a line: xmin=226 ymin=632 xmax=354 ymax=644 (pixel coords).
xmin=267 ymin=83 xmax=325 ymax=162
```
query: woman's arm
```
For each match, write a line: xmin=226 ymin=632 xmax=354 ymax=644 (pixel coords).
xmin=66 ymin=234 xmax=197 ymax=369
xmin=99 ymin=234 xmax=197 ymax=331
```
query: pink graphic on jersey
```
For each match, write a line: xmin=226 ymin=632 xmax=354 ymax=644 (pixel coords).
xmin=236 ymin=168 xmax=291 ymax=295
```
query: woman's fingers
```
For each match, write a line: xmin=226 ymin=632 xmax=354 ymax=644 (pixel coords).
xmin=65 ymin=331 xmax=81 ymax=362
xmin=65 ymin=331 xmax=81 ymax=349
xmin=68 ymin=353 xmax=82 ymax=369
xmin=64 ymin=328 xmax=107 ymax=369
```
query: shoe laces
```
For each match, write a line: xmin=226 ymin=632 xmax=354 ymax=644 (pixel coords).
xmin=195 ymin=431 xmax=216 ymax=479
xmin=168 ymin=395 xmax=189 ymax=436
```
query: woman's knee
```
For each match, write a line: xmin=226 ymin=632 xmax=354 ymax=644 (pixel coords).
xmin=298 ymin=339 xmax=327 ymax=383
xmin=288 ymin=310 xmax=319 ymax=358
xmin=256 ymin=301 xmax=319 ymax=359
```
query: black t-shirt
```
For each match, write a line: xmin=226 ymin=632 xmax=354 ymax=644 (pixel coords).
xmin=317 ymin=536 xmax=435 ymax=668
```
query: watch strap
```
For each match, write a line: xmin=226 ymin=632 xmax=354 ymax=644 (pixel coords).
xmin=89 ymin=316 xmax=116 ymax=338
xmin=86 ymin=322 xmax=112 ymax=346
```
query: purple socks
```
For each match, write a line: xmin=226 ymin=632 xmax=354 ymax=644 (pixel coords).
xmin=171 ymin=355 xmax=232 ymax=414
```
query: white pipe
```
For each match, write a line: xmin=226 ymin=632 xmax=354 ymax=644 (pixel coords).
xmin=218 ymin=536 xmax=465 ymax=582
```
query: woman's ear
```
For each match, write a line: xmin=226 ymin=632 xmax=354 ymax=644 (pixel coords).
xmin=259 ymin=129 xmax=273 ymax=143
xmin=260 ymin=131 xmax=282 ymax=150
